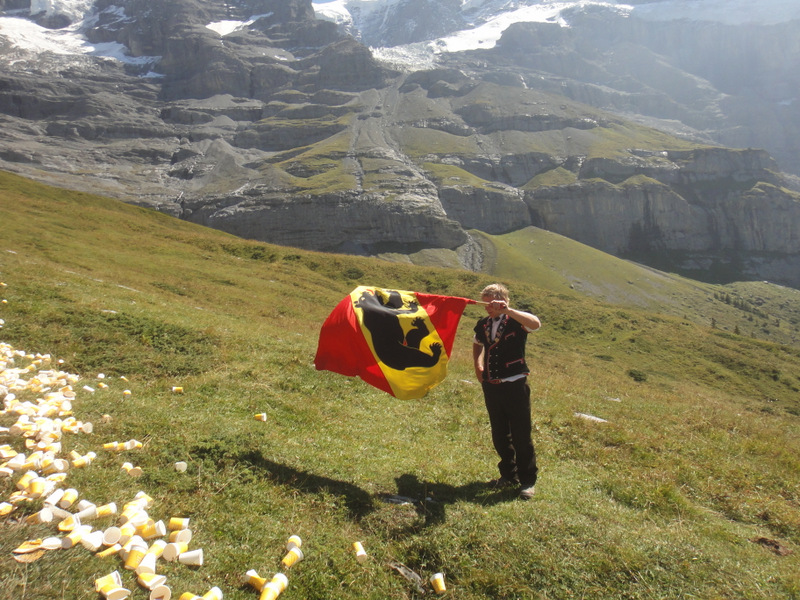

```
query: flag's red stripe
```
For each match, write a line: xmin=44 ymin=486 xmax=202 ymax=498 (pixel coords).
xmin=313 ymin=294 xmax=394 ymax=396
xmin=415 ymin=293 xmax=473 ymax=356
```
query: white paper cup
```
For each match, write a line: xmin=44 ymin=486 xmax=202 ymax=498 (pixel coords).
xmin=168 ymin=529 xmax=192 ymax=543
xmin=174 ymin=461 xmax=187 ymax=472
xmin=150 ymin=585 xmax=172 ymax=600
xmin=162 ymin=541 xmax=189 ymax=562
xmin=81 ymin=530 xmax=105 ymax=552
xmin=103 ymin=527 xmax=122 ymax=546
xmin=178 ymin=548 xmax=204 ymax=566
xmin=135 ymin=551 xmax=157 ymax=575
xmin=98 ymin=583 xmax=131 ymax=600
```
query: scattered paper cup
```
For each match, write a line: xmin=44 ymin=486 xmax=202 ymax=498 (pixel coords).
xmin=352 ymin=541 xmax=367 ymax=563
xmin=150 ymin=585 xmax=172 ymax=600
xmin=25 ymin=506 xmax=53 ymax=524
xmin=242 ymin=569 xmax=267 ymax=592
xmin=430 ymin=572 xmax=446 ymax=594
xmin=96 ymin=544 xmax=122 ymax=558
xmin=81 ymin=530 xmax=105 ymax=552
xmin=269 ymin=574 xmax=288 ymax=594
xmin=98 ymin=583 xmax=131 ymax=600
xmin=162 ymin=541 xmax=189 ymax=562
xmin=254 ymin=413 xmax=267 ymax=422
xmin=95 ymin=571 xmax=123 ymax=592
xmin=137 ymin=572 xmax=167 ymax=590
xmin=201 ymin=586 xmax=223 ymax=600
xmin=135 ymin=551 xmax=157 ymax=575
xmin=174 ymin=461 xmax=187 ymax=472
xmin=103 ymin=527 xmax=123 ymax=546
xmin=168 ymin=517 xmax=190 ymax=531
xmin=168 ymin=528 xmax=192 ymax=544
xmin=178 ymin=548 xmax=204 ymax=566
xmin=286 ymin=535 xmax=302 ymax=551
xmin=124 ymin=547 xmax=147 ymax=570
xmin=280 ymin=546 xmax=304 ymax=569
xmin=147 ymin=539 xmax=168 ymax=558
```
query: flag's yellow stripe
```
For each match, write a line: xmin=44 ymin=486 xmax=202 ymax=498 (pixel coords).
xmin=351 ymin=287 xmax=449 ymax=400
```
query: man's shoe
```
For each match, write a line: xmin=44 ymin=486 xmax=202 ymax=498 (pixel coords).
xmin=488 ymin=477 xmax=518 ymax=489
xmin=519 ymin=485 xmax=536 ymax=500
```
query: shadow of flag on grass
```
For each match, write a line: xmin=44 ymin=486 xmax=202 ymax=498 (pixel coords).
xmin=314 ymin=286 xmax=475 ymax=400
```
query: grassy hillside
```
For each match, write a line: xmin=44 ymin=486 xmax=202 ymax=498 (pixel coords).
xmin=1 ymin=170 xmax=798 ymax=599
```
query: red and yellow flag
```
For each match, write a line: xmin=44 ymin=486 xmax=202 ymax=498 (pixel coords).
xmin=314 ymin=287 xmax=474 ymax=399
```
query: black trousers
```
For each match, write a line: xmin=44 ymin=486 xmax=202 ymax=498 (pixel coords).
xmin=482 ymin=378 xmax=538 ymax=487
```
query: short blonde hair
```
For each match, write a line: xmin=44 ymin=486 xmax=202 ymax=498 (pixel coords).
xmin=480 ymin=283 xmax=509 ymax=302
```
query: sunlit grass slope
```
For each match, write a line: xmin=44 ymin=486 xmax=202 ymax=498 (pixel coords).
xmin=1 ymin=171 xmax=798 ymax=599
xmin=474 ymin=227 xmax=800 ymax=350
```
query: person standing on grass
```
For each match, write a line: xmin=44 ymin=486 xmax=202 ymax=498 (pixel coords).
xmin=473 ymin=283 xmax=541 ymax=500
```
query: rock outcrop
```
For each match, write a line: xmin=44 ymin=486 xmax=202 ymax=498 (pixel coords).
xmin=1 ymin=0 xmax=800 ymax=287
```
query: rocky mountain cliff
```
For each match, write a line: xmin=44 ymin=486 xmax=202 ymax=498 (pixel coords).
xmin=1 ymin=0 xmax=800 ymax=288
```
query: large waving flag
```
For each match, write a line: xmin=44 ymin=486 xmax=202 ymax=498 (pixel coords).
xmin=314 ymin=287 xmax=475 ymax=400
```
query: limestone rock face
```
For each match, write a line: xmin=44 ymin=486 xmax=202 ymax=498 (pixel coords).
xmin=1 ymin=0 xmax=800 ymax=287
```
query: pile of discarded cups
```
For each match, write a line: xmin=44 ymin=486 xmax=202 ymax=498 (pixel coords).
xmin=1 ymin=283 xmax=447 ymax=598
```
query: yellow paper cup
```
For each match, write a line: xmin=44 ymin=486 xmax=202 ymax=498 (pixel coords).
xmin=137 ymin=572 xmax=167 ymax=590
xmin=124 ymin=547 xmax=147 ymax=570
xmin=99 ymin=583 xmax=131 ymax=600
xmin=16 ymin=470 xmax=37 ymax=491
xmin=58 ymin=488 xmax=79 ymax=508
xmin=280 ymin=546 xmax=304 ymax=569
xmin=61 ymin=527 xmax=86 ymax=549
xmin=286 ymin=535 xmax=302 ymax=551
xmin=168 ymin=529 xmax=192 ymax=544
xmin=201 ymin=586 xmax=223 ymax=600
xmin=269 ymin=574 xmax=288 ymax=594
xmin=242 ymin=569 xmax=267 ymax=592
xmin=96 ymin=543 xmax=122 ymax=558
xmin=162 ymin=541 xmax=189 ymax=562
xmin=147 ymin=539 xmax=168 ymax=558
xmin=168 ymin=516 xmax=190 ymax=531
xmin=25 ymin=507 xmax=53 ymax=524
xmin=352 ymin=541 xmax=368 ymax=563
xmin=254 ymin=413 xmax=267 ymax=421
xmin=430 ymin=572 xmax=446 ymax=594
xmin=259 ymin=582 xmax=282 ymax=600
xmin=94 ymin=571 xmax=122 ymax=592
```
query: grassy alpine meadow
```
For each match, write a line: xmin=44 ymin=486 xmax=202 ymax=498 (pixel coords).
xmin=0 ymin=170 xmax=799 ymax=599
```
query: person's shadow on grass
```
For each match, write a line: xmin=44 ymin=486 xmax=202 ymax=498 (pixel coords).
xmin=238 ymin=451 xmax=519 ymax=527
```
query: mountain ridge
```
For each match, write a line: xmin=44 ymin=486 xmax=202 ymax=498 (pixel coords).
xmin=1 ymin=0 xmax=800 ymax=288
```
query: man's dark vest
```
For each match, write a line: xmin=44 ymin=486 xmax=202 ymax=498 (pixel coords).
xmin=474 ymin=315 xmax=529 ymax=381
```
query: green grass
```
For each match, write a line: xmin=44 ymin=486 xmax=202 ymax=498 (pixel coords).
xmin=1 ymin=171 xmax=799 ymax=599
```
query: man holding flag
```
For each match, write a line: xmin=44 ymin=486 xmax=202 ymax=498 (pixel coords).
xmin=473 ymin=283 xmax=541 ymax=500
